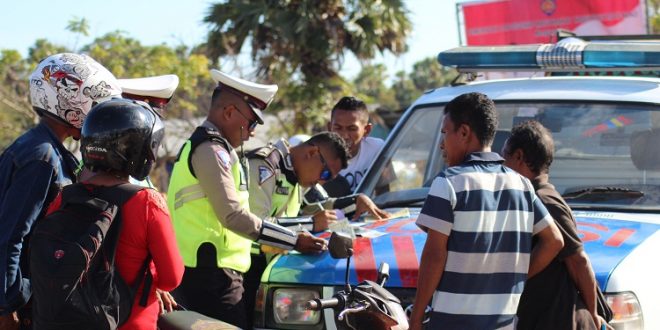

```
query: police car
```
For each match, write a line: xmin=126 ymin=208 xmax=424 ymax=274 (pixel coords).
xmin=254 ymin=38 xmax=660 ymax=330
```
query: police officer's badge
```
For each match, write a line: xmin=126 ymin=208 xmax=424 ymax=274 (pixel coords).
xmin=214 ymin=148 xmax=231 ymax=170
xmin=259 ymin=166 xmax=274 ymax=185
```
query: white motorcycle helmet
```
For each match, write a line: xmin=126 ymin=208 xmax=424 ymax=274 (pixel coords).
xmin=29 ymin=53 xmax=121 ymax=129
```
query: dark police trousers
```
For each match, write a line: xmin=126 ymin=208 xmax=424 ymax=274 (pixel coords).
xmin=172 ymin=243 xmax=247 ymax=329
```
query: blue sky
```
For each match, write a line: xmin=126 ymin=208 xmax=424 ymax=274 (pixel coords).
xmin=0 ymin=0 xmax=461 ymax=81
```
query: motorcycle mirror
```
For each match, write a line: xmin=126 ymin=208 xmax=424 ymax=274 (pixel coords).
xmin=377 ymin=262 xmax=390 ymax=286
xmin=329 ymin=231 xmax=353 ymax=259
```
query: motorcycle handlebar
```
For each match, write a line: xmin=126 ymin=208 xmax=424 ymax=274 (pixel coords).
xmin=306 ymin=297 xmax=339 ymax=311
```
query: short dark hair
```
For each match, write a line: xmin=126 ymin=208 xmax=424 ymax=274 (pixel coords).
xmin=505 ymin=120 xmax=554 ymax=174
xmin=444 ymin=92 xmax=498 ymax=146
xmin=331 ymin=96 xmax=369 ymax=122
xmin=305 ymin=132 xmax=350 ymax=169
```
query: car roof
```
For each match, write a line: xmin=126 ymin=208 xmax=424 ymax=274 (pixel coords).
xmin=415 ymin=76 xmax=660 ymax=106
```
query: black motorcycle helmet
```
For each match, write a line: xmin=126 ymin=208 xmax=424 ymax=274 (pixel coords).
xmin=81 ymin=98 xmax=164 ymax=181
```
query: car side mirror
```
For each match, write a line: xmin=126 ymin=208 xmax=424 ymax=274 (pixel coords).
xmin=329 ymin=231 xmax=353 ymax=259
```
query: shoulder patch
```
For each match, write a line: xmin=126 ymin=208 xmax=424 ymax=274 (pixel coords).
xmin=248 ymin=145 xmax=275 ymax=159
xmin=215 ymin=148 xmax=232 ymax=170
xmin=259 ymin=166 xmax=274 ymax=185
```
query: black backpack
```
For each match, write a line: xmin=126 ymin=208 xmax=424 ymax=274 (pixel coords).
xmin=29 ymin=183 xmax=152 ymax=330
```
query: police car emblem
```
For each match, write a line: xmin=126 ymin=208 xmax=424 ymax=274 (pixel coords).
xmin=259 ymin=166 xmax=274 ymax=185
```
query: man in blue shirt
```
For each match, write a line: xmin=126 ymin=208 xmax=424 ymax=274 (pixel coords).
xmin=0 ymin=53 xmax=121 ymax=328
xmin=409 ymin=92 xmax=564 ymax=330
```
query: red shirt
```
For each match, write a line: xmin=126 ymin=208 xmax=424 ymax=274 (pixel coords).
xmin=47 ymin=187 xmax=184 ymax=330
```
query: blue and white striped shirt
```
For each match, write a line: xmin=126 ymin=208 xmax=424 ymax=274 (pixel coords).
xmin=416 ymin=152 xmax=552 ymax=330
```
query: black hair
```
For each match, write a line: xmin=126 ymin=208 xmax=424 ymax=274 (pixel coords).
xmin=444 ymin=92 xmax=498 ymax=146
xmin=331 ymin=96 xmax=369 ymax=122
xmin=504 ymin=120 xmax=554 ymax=174
xmin=305 ymin=131 xmax=350 ymax=169
xmin=210 ymin=86 xmax=223 ymax=109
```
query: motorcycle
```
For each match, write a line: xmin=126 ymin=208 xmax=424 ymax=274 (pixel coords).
xmin=306 ymin=232 xmax=409 ymax=330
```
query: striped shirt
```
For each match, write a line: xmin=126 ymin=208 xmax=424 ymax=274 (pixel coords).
xmin=416 ymin=152 xmax=552 ymax=330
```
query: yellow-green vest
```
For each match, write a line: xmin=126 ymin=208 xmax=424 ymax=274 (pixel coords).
xmin=167 ymin=139 xmax=252 ymax=272
xmin=270 ymin=177 xmax=301 ymax=217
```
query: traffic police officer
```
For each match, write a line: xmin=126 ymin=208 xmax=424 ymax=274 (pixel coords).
xmin=167 ymin=70 xmax=327 ymax=328
xmin=242 ymin=133 xmax=391 ymax=327
xmin=118 ymin=74 xmax=179 ymax=115
xmin=247 ymin=133 xmax=388 ymax=226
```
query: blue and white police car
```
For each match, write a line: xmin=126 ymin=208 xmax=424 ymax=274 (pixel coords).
xmin=254 ymin=38 xmax=660 ymax=330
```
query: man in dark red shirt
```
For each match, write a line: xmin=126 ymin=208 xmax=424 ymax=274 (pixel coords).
xmin=502 ymin=120 xmax=612 ymax=330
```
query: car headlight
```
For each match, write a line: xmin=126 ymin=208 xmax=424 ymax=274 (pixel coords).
xmin=273 ymin=288 xmax=321 ymax=325
xmin=605 ymin=292 xmax=643 ymax=330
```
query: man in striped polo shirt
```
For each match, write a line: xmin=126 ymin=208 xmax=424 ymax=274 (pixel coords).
xmin=409 ymin=92 xmax=564 ymax=330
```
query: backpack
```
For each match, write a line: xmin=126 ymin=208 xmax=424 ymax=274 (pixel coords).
xmin=29 ymin=183 xmax=152 ymax=330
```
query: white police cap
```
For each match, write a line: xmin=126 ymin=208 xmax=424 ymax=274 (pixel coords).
xmin=118 ymin=74 xmax=179 ymax=100
xmin=210 ymin=69 xmax=278 ymax=125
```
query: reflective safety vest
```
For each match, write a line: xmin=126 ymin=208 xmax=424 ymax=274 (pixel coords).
xmin=271 ymin=176 xmax=301 ymax=217
xmin=167 ymin=128 xmax=252 ymax=272
xmin=249 ymin=144 xmax=301 ymax=217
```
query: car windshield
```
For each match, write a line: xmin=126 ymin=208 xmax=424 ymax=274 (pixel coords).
xmin=362 ymin=102 xmax=660 ymax=210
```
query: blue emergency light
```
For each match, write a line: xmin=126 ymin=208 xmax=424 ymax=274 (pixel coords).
xmin=438 ymin=38 xmax=660 ymax=72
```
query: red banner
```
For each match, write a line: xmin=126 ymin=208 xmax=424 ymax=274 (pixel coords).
xmin=461 ymin=0 xmax=648 ymax=45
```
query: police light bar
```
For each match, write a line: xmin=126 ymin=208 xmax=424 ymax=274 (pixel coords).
xmin=438 ymin=38 xmax=660 ymax=72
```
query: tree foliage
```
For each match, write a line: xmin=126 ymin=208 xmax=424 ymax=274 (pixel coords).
xmin=0 ymin=31 xmax=214 ymax=153
xmin=353 ymin=56 xmax=457 ymax=112
xmin=0 ymin=50 xmax=34 ymax=148
xmin=353 ymin=63 xmax=397 ymax=109
xmin=203 ymin=0 xmax=412 ymax=134
xmin=83 ymin=31 xmax=214 ymax=121
xmin=650 ymin=0 xmax=660 ymax=33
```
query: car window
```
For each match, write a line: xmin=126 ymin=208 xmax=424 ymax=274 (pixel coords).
xmin=496 ymin=103 xmax=660 ymax=198
xmin=362 ymin=101 xmax=660 ymax=209
xmin=367 ymin=106 xmax=443 ymax=197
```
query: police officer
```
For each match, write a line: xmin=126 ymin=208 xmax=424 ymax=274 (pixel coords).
xmin=166 ymin=70 xmax=327 ymax=328
xmin=118 ymin=74 xmax=179 ymax=115
xmin=243 ymin=132 xmax=392 ymax=327
xmin=247 ymin=132 xmax=389 ymax=228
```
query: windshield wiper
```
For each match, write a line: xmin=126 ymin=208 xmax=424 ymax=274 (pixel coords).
xmin=562 ymin=187 xmax=644 ymax=202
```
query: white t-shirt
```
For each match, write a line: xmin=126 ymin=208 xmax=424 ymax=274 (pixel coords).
xmin=339 ymin=136 xmax=385 ymax=192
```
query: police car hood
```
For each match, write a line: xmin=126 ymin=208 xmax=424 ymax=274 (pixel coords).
xmin=265 ymin=209 xmax=660 ymax=289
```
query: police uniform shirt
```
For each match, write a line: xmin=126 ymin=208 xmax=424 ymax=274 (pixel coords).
xmin=191 ymin=120 xmax=262 ymax=239
xmin=248 ymin=139 xmax=301 ymax=219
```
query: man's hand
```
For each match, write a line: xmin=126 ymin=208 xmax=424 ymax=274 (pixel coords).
xmin=156 ymin=289 xmax=178 ymax=314
xmin=408 ymin=319 xmax=424 ymax=330
xmin=0 ymin=312 xmax=19 ymax=330
xmin=352 ymin=194 xmax=391 ymax=220
xmin=294 ymin=231 xmax=327 ymax=254
xmin=312 ymin=210 xmax=338 ymax=231
xmin=595 ymin=314 xmax=613 ymax=330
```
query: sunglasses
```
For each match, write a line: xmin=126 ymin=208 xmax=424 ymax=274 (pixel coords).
xmin=311 ymin=144 xmax=332 ymax=181
xmin=233 ymin=104 xmax=258 ymax=131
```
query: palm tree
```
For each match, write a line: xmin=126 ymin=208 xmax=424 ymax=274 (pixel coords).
xmin=203 ymin=0 xmax=411 ymax=133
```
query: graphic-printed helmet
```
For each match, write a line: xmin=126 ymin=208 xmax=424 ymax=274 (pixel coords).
xmin=29 ymin=53 xmax=121 ymax=129
xmin=81 ymin=99 xmax=164 ymax=181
